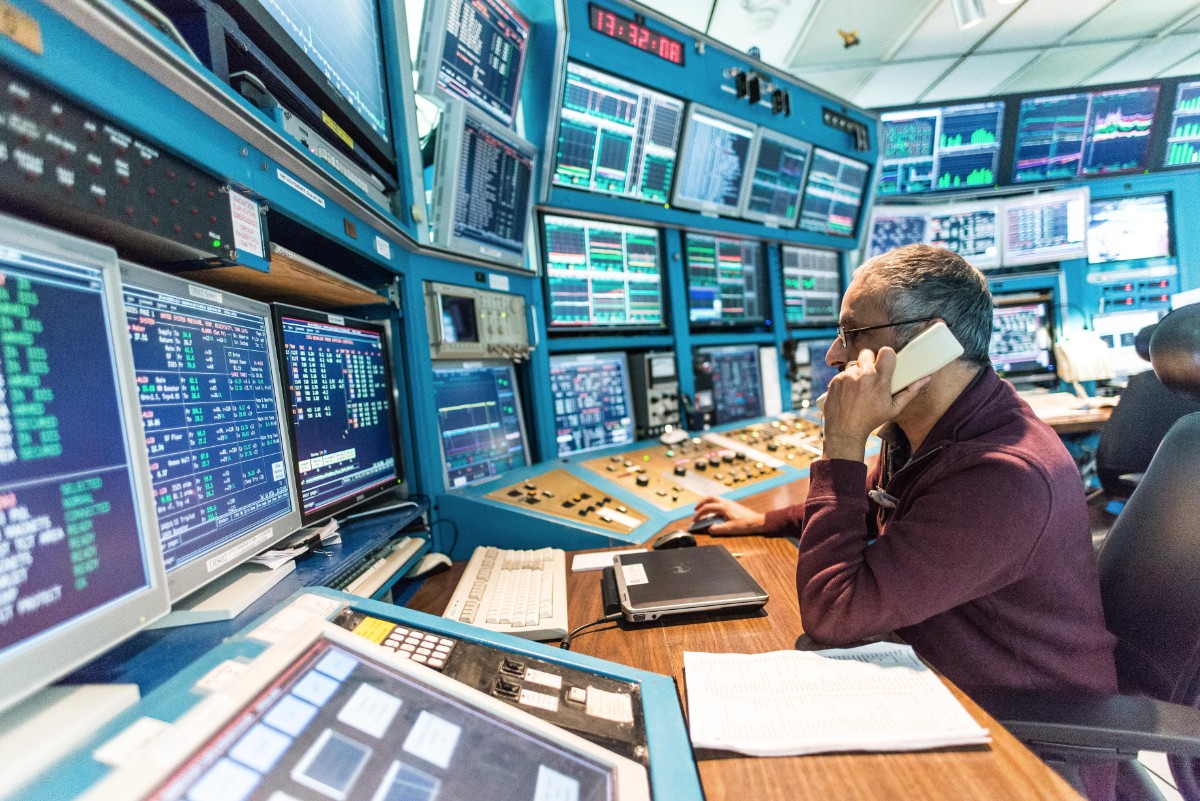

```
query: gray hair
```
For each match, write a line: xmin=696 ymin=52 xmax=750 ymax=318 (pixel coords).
xmin=857 ymin=244 xmax=993 ymax=367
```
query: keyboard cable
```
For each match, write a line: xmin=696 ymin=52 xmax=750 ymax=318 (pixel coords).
xmin=559 ymin=611 xmax=623 ymax=651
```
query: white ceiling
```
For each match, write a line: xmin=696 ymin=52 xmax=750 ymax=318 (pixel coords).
xmin=632 ymin=0 xmax=1200 ymax=109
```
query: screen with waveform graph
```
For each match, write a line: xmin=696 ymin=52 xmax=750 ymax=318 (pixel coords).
xmin=684 ymin=232 xmax=765 ymax=327
xmin=1088 ymin=193 xmax=1173 ymax=264
xmin=877 ymin=102 xmax=1003 ymax=196
xmin=543 ymin=214 xmax=665 ymax=331
xmin=1013 ymin=86 xmax=1159 ymax=183
xmin=740 ymin=129 xmax=812 ymax=227
xmin=551 ymin=61 xmax=685 ymax=203
xmin=432 ymin=361 xmax=529 ymax=489
xmin=798 ymin=148 xmax=870 ymax=238
xmin=1164 ymin=80 xmax=1200 ymax=167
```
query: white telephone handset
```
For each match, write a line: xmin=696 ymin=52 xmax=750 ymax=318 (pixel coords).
xmin=816 ymin=321 xmax=964 ymax=408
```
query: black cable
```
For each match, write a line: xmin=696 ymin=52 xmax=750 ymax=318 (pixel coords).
xmin=559 ymin=612 xmax=622 ymax=651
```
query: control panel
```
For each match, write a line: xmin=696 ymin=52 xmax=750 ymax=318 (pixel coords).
xmin=1094 ymin=272 xmax=1177 ymax=313
xmin=0 ymin=63 xmax=240 ymax=264
xmin=483 ymin=468 xmax=650 ymax=533
xmin=629 ymin=351 xmax=681 ymax=439
xmin=426 ymin=281 xmax=533 ymax=361
xmin=715 ymin=415 xmax=824 ymax=464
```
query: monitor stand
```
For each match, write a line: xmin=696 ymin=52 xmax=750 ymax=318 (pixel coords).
xmin=148 ymin=560 xmax=297 ymax=629
xmin=0 ymin=683 xmax=139 ymax=796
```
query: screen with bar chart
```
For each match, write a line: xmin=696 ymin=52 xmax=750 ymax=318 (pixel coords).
xmin=1164 ymin=80 xmax=1200 ymax=168
xmin=877 ymin=101 xmax=1004 ymax=196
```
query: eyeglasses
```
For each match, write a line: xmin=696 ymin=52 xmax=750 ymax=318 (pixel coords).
xmin=837 ymin=317 xmax=937 ymax=351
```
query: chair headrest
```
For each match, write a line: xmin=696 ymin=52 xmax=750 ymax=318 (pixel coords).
xmin=1150 ymin=304 xmax=1200 ymax=402
xmin=1134 ymin=324 xmax=1155 ymax=362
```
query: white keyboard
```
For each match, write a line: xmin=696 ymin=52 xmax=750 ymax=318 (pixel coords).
xmin=442 ymin=546 xmax=569 ymax=641
xmin=341 ymin=537 xmax=424 ymax=598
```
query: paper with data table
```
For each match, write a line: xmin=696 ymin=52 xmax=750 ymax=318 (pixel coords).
xmin=683 ymin=643 xmax=990 ymax=756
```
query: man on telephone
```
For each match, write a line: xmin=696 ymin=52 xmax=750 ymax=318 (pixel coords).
xmin=693 ymin=244 xmax=1117 ymax=703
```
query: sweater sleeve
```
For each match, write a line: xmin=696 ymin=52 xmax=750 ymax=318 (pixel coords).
xmin=763 ymin=456 xmax=884 ymax=537
xmin=796 ymin=451 xmax=1054 ymax=645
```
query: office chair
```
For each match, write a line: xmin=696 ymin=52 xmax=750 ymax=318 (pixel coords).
xmin=976 ymin=303 xmax=1200 ymax=801
xmin=1094 ymin=324 xmax=1200 ymax=501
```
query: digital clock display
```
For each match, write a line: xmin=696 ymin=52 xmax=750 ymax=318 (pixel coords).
xmin=588 ymin=4 xmax=685 ymax=66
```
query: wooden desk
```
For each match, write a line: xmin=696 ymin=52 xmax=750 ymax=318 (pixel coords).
xmin=409 ymin=479 xmax=1085 ymax=801
xmin=1021 ymin=391 xmax=1115 ymax=435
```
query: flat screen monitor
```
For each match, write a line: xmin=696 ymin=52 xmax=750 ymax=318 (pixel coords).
xmin=543 ymin=214 xmax=665 ymax=330
xmin=781 ymin=245 xmax=840 ymax=328
xmin=798 ymin=148 xmax=871 ymax=238
xmin=0 ymin=214 xmax=168 ymax=714
xmin=1001 ymin=188 xmax=1089 ymax=267
xmin=877 ymin=101 xmax=1004 ymax=196
xmin=1093 ymin=309 xmax=1161 ymax=376
xmin=1164 ymin=79 xmax=1200 ymax=167
xmin=215 ymin=0 xmax=395 ymax=180
xmin=808 ymin=340 xmax=839 ymax=397
xmin=671 ymin=105 xmax=756 ymax=216
xmin=274 ymin=306 xmax=403 ymax=524
xmin=549 ymin=351 xmax=636 ymax=456
xmin=989 ymin=294 xmax=1057 ymax=384
xmin=740 ymin=129 xmax=812 ymax=227
xmin=121 ymin=263 xmax=302 ymax=603
xmin=1012 ymin=85 xmax=1160 ymax=183
xmin=867 ymin=206 xmax=928 ymax=257
xmin=926 ymin=201 xmax=1000 ymax=270
xmin=1087 ymin=193 xmax=1173 ymax=264
xmin=430 ymin=360 xmax=529 ymax=488
xmin=430 ymin=99 xmax=535 ymax=270
xmin=416 ymin=0 xmax=530 ymax=128
xmin=551 ymin=61 xmax=685 ymax=204
xmin=684 ymin=233 xmax=766 ymax=327
xmin=694 ymin=345 xmax=764 ymax=425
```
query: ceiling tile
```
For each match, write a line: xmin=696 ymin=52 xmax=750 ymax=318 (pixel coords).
xmin=794 ymin=67 xmax=875 ymax=101
xmin=632 ymin=0 xmax=716 ymax=33
xmin=919 ymin=50 xmax=1040 ymax=103
xmin=892 ymin=0 xmax=1006 ymax=60
xmin=997 ymin=41 xmax=1140 ymax=94
xmin=1085 ymin=35 xmax=1198 ymax=85
xmin=850 ymin=58 xmax=958 ymax=107
xmin=1066 ymin=0 xmax=1200 ymax=43
xmin=706 ymin=0 xmax=820 ymax=68
xmin=1159 ymin=49 xmax=1200 ymax=77
xmin=1178 ymin=13 xmax=1200 ymax=34
xmin=976 ymin=0 xmax=1112 ymax=52
xmin=788 ymin=0 xmax=930 ymax=70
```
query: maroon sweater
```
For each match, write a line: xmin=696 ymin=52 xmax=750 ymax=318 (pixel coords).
xmin=765 ymin=367 xmax=1117 ymax=697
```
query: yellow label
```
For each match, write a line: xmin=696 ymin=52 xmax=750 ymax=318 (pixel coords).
xmin=322 ymin=111 xmax=354 ymax=150
xmin=0 ymin=2 xmax=43 ymax=55
xmin=351 ymin=616 xmax=394 ymax=644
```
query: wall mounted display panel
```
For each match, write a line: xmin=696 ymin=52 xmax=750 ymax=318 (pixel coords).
xmin=1001 ymin=187 xmax=1090 ymax=267
xmin=683 ymin=233 xmax=766 ymax=327
xmin=431 ymin=360 xmax=530 ymax=489
xmin=780 ymin=246 xmax=840 ymax=328
xmin=693 ymin=345 xmax=765 ymax=426
xmin=739 ymin=129 xmax=812 ymax=227
xmin=551 ymin=62 xmax=685 ymax=204
xmin=926 ymin=201 xmax=1000 ymax=270
xmin=549 ymin=351 xmax=636 ymax=456
xmin=798 ymin=148 xmax=871 ymax=238
xmin=671 ymin=104 xmax=756 ymax=216
xmin=877 ymin=101 xmax=1004 ymax=196
xmin=867 ymin=206 xmax=928 ymax=257
xmin=543 ymin=214 xmax=666 ymax=331
xmin=1087 ymin=193 xmax=1173 ymax=264
xmin=1164 ymin=80 xmax=1200 ymax=167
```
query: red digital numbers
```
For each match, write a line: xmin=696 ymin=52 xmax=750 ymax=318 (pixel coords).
xmin=589 ymin=4 xmax=684 ymax=66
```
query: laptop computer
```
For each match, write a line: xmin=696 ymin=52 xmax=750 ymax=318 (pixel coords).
xmin=611 ymin=545 xmax=769 ymax=622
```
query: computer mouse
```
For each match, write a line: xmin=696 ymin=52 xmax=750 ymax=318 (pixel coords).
xmin=687 ymin=513 xmax=728 ymax=534
xmin=405 ymin=552 xmax=452 ymax=578
xmin=652 ymin=530 xmax=696 ymax=550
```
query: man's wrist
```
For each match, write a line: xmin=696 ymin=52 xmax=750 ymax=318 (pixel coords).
xmin=821 ymin=434 xmax=867 ymax=462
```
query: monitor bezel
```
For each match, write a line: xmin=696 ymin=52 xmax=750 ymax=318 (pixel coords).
xmin=989 ymin=291 xmax=1058 ymax=385
xmin=541 ymin=211 xmax=669 ymax=333
xmin=429 ymin=99 xmax=536 ymax=271
xmin=120 ymin=262 xmax=304 ymax=604
xmin=670 ymin=103 xmax=758 ymax=217
xmin=415 ymin=0 xmax=531 ymax=129
xmin=430 ymin=358 xmax=532 ymax=490
xmin=272 ymin=303 xmax=405 ymax=525
xmin=0 ymin=214 xmax=169 ymax=715
xmin=737 ymin=127 xmax=813 ymax=228
xmin=548 ymin=350 xmax=638 ymax=457
xmin=1086 ymin=191 xmax=1175 ymax=265
xmin=797 ymin=146 xmax=872 ymax=239
xmin=1000 ymin=186 xmax=1091 ymax=267
xmin=682 ymin=231 xmax=768 ymax=329
xmin=779 ymin=244 xmax=842 ymax=329
xmin=875 ymin=100 xmax=1006 ymax=197
xmin=693 ymin=343 xmax=766 ymax=426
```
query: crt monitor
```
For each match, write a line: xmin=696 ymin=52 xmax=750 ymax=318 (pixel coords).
xmin=1012 ymin=85 xmax=1160 ymax=183
xmin=274 ymin=305 xmax=403 ymax=525
xmin=121 ymin=263 xmax=302 ymax=603
xmin=430 ymin=99 xmax=536 ymax=271
xmin=684 ymin=233 xmax=766 ymax=327
xmin=0 ymin=214 xmax=168 ymax=714
xmin=798 ymin=147 xmax=871 ymax=238
xmin=551 ymin=61 xmax=685 ymax=204
xmin=876 ymin=101 xmax=1004 ymax=196
xmin=549 ymin=352 xmax=636 ymax=456
xmin=693 ymin=345 xmax=765 ymax=426
xmin=542 ymin=214 xmax=666 ymax=331
xmin=1093 ymin=309 xmax=1161 ymax=377
xmin=740 ymin=128 xmax=812 ymax=227
xmin=1001 ymin=187 xmax=1089 ymax=268
xmin=430 ymin=361 xmax=529 ymax=488
xmin=416 ymin=0 xmax=530 ymax=128
xmin=671 ymin=104 xmax=756 ymax=216
xmin=1087 ymin=193 xmax=1173 ymax=264
xmin=212 ymin=0 xmax=396 ymax=182
xmin=867 ymin=205 xmax=928 ymax=257
xmin=781 ymin=245 xmax=840 ymax=328
xmin=989 ymin=294 xmax=1057 ymax=385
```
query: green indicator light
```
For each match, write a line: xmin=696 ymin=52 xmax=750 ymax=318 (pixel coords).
xmin=211 ymin=239 xmax=221 ymax=248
